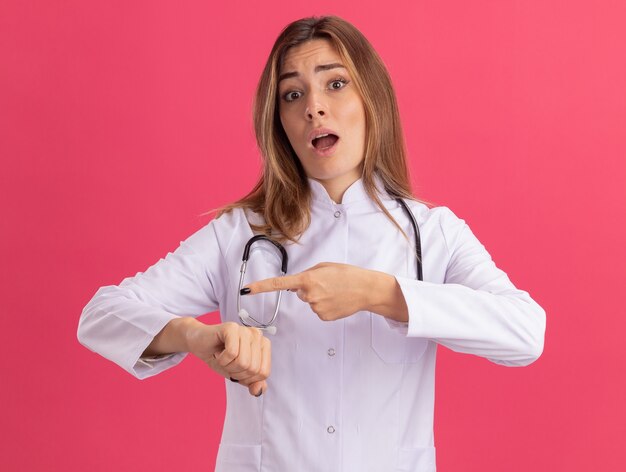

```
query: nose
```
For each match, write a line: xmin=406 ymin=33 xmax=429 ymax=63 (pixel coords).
xmin=305 ymin=92 xmax=326 ymax=121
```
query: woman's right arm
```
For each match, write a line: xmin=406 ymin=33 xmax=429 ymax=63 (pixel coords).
xmin=78 ymin=217 xmax=270 ymax=396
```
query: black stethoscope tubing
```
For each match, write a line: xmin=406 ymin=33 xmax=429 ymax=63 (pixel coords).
xmin=396 ymin=198 xmax=423 ymax=282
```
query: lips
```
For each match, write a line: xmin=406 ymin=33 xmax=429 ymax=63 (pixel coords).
xmin=312 ymin=134 xmax=338 ymax=149
xmin=308 ymin=127 xmax=340 ymax=155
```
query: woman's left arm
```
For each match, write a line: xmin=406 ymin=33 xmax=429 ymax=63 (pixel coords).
xmin=389 ymin=207 xmax=546 ymax=366
xmin=244 ymin=208 xmax=546 ymax=367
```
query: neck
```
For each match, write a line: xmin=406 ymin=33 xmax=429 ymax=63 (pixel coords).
xmin=314 ymin=174 xmax=361 ymax=203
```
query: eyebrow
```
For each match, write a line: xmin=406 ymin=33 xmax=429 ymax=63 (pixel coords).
xmin=278 ymin=63 xmax=346 ymax=83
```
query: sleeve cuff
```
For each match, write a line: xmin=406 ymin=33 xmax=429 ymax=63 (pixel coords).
xmin=124 ymin=314 xmax=189 ymax=379
xmin=137 ymin=353 xmax=177 ymax=367
xmin=132 ymin=351 xmax=188 ymax=379
xmin=382 ymin=317 xmax=409 ymax=334
xmin=394 ymin=275 xmax=427 ymax=338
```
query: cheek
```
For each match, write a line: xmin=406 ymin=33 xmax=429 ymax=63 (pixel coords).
xmin=340 ymin=99 xmax=366 ymax=138
xmin=279 ymin=112 xmax=290 ymax=137
xmin=280 ymin=110 xmax=303 ymax=147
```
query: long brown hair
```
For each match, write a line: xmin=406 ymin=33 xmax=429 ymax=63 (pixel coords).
xmin=218 ymin=16 xmax=414 ymax=243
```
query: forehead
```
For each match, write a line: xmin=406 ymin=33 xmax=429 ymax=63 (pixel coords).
xmin=280 ymin=39 xmax=342 ymax=73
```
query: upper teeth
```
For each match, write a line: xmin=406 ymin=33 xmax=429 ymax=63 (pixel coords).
xmin=315 ymin=133 xmax=329 ymax=139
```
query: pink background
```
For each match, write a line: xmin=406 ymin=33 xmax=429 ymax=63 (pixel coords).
xmin=2 ymin=1 xmax=625 ymax=470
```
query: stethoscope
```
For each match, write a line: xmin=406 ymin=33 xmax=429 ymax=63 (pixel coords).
xmin=237 ymin=198 xmax=422 ymax=334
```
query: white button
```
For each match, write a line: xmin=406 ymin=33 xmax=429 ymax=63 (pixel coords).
xmin=327 ymin=348 xmax=336 ymax=357
xmin=333 ymin=211 xmax=341 ymax=218
xmin=327 ymin=426 xmax=335 ymax=434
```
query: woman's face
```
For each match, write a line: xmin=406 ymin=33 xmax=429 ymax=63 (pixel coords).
xmin=278 ymin=39 xmax=366 ymax=200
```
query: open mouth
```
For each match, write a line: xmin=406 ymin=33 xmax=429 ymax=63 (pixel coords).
xmin=312 ymin=133 xmax=339 ymax=150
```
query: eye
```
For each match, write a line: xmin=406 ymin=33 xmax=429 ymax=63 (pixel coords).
xmin=329 ymin=78 xmax=348 ymax=90
xmin=283 ymin=91 xmax=302 ymax=102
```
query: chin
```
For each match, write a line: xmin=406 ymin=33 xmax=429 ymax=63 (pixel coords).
xmin=310 ymin=170 xmax=360 ymax=184
xmin=299 ymin=154 xmax=363 ymax=184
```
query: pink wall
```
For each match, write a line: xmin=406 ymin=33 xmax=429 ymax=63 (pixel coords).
xmin=2 ymin=1 xmax=625 ymax=470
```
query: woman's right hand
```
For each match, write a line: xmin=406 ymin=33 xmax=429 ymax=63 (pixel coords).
xmin=186 ymin=321 xmax=271 ymax=397
xmin=143 ymin=318 xmax=271 ymax=397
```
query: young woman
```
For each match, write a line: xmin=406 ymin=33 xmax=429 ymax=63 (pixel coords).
xmin=78 ymin=16 xmax=546 ymax=472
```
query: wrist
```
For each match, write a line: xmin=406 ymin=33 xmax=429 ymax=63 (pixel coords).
xmin=365 ymin=270 xmax=408 ymax=322
xmin=175 ymin=316 xmax=204 ymax=353
xmin=143 ymin=316 xmax=203 ymax=357
xmin=361 ymin=270 xmax=388 ymax=311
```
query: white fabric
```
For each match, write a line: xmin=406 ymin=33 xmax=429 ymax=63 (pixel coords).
xmin=78 ymin=177 xmax=545 ymax=472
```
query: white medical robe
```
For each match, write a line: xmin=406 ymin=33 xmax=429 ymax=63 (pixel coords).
xmin=78 ymin=177 xmax=546 ymax=472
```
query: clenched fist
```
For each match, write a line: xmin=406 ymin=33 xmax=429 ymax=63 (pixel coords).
xmin=187 ymin=321 xmax=271 ymax=397
xmin=143 ymin=318 xmax=271 ymax=397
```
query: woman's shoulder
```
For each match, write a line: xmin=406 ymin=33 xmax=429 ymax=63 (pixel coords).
xmin=403 ymin=200 xmax=472 ymax=251
xmin=405 ymin=201 xmax=483 ymax=259
xmin=404 ymin=199 xmax=465 ymax=228
xmin=210 ymin=206 xmax=249 ymax=229
xmin=180 ymin=207 xmax=249 ymax=253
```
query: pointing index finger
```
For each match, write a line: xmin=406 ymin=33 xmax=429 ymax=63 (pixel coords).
xmin=243 ymin=273 xmax=304 ymax=295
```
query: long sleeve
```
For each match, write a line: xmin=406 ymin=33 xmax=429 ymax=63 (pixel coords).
xmin=77 ymin=220 xmax=230 ymax=378
xmin=396 ymin=207 xmax=546 ymax=366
